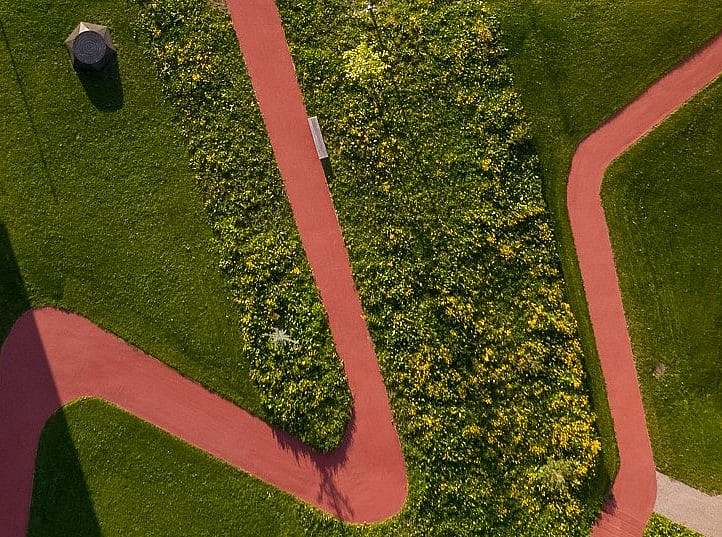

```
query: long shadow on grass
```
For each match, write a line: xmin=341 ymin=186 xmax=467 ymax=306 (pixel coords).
xmin=0 ymin=19 xmax=56 ymax=198
xmin=77 ymin=61 xmax=124 ymax=112
xmin=0 ymin=223 xmax=102 ymax=536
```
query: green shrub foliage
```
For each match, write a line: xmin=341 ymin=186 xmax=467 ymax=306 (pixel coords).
xmin=136 ymin=0 xmax=602 ymax=534
xmin=645 ymin=515 xmax=703 ymax=537
xmin=134 ymin=0 xmax=351 ymax=452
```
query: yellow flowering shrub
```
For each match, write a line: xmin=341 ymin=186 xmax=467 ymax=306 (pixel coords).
xmin=137 ymin=0 xmax=604 ymax=535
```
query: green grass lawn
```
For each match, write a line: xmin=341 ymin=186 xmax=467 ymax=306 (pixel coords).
xmin=603 ymin=78 xmax=722 ymax=493
xmin=486 ymin=0 xmax=722 ymax=497
xmin=29 ymin=399 xmax=306 ymax=537
xmin=8 ymin=0 xmax=722 ymax=535
xmin=0 ymin=0 xmax=260 ymax=410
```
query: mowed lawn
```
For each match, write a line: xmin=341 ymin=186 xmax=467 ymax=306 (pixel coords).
xmin=29 ymin=399 xmax=305 ymax=537
xmin=603 ymin=79 xmax=722 ymax=493
xmin=5 ymin=0 xmax=722 ymax=535
xmin=487 ymin=0 xmax=722 ymax=494
xmin=0 ymin=0 xmax=259 ymax=411
xmin=1 ymin=0 xmax=305 ymax=532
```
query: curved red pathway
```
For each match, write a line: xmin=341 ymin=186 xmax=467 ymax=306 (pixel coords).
xmin=569 ymin=33 xmax=722 ymax=537
xmin=0 ymin=0 xmax=407 ymax=534
xmin=3 ymin=0 xmax=722 ymax=534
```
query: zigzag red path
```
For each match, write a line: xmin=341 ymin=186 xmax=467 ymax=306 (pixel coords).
xmin=570 ymin=32 xmax=722 ymax=537
xmin=0 ymin=0 xmax=407 ymax=533
xmin=2 ymin=0 xmax=721 ymax=534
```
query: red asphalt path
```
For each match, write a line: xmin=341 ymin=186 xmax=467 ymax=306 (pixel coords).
xmin=0 ymin=0 xmax=407 ymax=534
xmin=570 ymin=33 xmax=722 ymax=537
xmin=3 ymin=0 xmax=721 ymax=533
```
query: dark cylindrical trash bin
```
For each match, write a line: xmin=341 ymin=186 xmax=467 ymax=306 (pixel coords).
xmin=65 ymin=22 xmax=116 ymax=72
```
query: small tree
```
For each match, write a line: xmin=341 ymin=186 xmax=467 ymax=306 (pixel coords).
xmin=533 ymin=458 xmax=577 ymax=497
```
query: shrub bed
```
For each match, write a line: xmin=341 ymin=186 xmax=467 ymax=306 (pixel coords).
xmin=136 ymin=0 xmax=602 ymax=534
xmin=135 ymin=1 xmax=351 ymax=452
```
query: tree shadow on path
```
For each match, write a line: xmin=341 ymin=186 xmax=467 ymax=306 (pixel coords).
xmin=271 ymin=411 xmax=355 ymax=520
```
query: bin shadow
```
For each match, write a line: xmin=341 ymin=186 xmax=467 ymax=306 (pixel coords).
xmin=76 ymin=59 xmax=124 ymax=112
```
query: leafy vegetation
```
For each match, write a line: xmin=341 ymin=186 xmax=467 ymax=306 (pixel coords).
xmin=644 ymin=515 xmax=702 ymax=537
xmin=603 ymin=78 xmax=722 ymax=493
xmin=0 ymin=0 xmax=262 ymax=413
xmin=133 ymin=0 xmax=602 ymax=534
xmin=134 ymin=0 xmax=351 ymax=452
xmin=486 ymin=0 xmax=722 ymax=493
xmin=25 ymin=0 xmax=722 ymax=534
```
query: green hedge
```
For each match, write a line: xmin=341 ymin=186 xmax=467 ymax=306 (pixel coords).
xmin=136 ymin=0 xmax=602 ymax=534
xmin=645 ymin=515 xmax=702 ymax=537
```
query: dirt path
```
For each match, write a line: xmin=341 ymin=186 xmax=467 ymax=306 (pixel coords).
xmin=568 ymin=32 xmax=722 ymax=537
xmin=0 ymin=0 xmax=407 ymax=533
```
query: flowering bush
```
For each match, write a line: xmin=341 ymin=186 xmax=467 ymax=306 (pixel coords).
xmin=136 ymin=0 xmax=603 ymax=534
xmin=134 ymin=0 xmax=351 ymax=452
xmin=343 ymin=42 xmax=388 ymax=84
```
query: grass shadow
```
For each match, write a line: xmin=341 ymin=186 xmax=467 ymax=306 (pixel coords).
xmin=28 ymin=406 xmax=104 ymax=537
xmin=0 ymin=222 xmax=102 ymax=536
xmin=0 ymin=223 xmax=33 ymax=342
xmin=77 ymin=60 xmax=124 ymax=112
xmin=0 ymin=18 xmax=57 ymax=198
